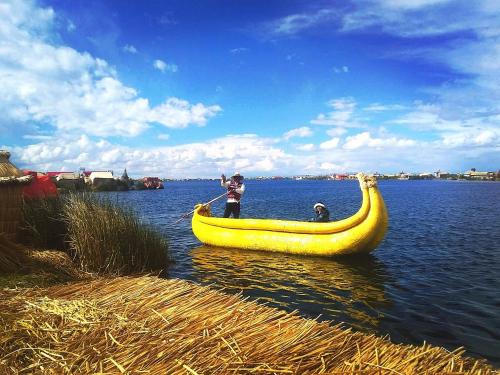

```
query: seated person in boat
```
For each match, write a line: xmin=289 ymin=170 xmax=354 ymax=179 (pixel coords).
xmin=309 ymin=202 xmax=330 ymax=222
xmin=221 ymin=172 xmax=245 ymax=218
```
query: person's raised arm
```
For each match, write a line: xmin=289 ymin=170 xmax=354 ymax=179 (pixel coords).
xmin=221 ymin=174 xmax=230 ymax=187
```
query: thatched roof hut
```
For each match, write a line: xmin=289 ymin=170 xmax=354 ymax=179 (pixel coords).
xmin=0 ymin=150 xmax=32 ymax=240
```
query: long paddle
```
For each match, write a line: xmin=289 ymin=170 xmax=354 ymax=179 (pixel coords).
xmin=174 ymin=192 xmax=227 ymax=224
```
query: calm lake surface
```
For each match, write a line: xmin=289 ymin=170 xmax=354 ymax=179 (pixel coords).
xmin=112 ymin=179 xmax=500 ymax=366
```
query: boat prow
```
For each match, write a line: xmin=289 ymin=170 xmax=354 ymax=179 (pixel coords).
xmin=191 ymin=173 xmax=388 ymax=256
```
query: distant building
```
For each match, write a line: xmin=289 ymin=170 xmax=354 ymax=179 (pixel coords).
xmin=80 ymin=171 xmax=115 ymax=190
xmin=463 ymin=169 xmax=495 ymax=180
xmin=84 ymin=171 xmax=114 ymax=185
xmin=435 ymin=170 xmax=450 ymax=179
xmin=398 ymin=172 xmax=409 ymax=180
xmin=334 ymin=174 xmax=348 ymax=180
xmin=46 ymin=171 xmax=73 ymax=181
xmin=121 ymin=168 xmax=130 ymax=181
xmin=46 ymin=171 xmax=81 ymax=190
xmin=418 ymin=173 xmax=434 ymax=180
xmin=56 ymin=172 xmax=79 ymax=181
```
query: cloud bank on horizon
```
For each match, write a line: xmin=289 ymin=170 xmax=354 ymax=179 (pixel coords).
xmin=1 ymin=0 xmax=498 ymax=178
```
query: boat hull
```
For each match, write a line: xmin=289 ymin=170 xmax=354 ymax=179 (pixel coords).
xmin=191 ymin=174 xmax=388 ymax=256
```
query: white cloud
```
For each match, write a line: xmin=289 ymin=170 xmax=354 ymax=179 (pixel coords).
xmin=336 ymin=0 xmax=500 ymax=133
xmin=340 ymin=0 xmax=492 ymax=37
xmin=326 ymin=127 xmax=347 ymax=137
xmin=9 ymin=127 xmax=498 ymax=177
xmin=319 ymin=137 xmax=340 ymax=150
xmin=123 ymin=44 xmax=137 ymax=53
xmin=376 ymin=0 xmax=452 ymax=10
xmin=311 ymin=97 xmax=362 ymax=127
xmin=333 ymin=65 xmax=349 ymax=73
xmin=268 ymin=9 xmax=337 ymax=36
xmin=263 ymin=1 xmax=483 ymax=38
xmin=283 ymin=126 xmax=313 ymax=140
xmin=364 ymin=103 xmax=406 ymax=111
xmin=149 ymin=98 xmax=221 ymax=129
xmin=0 ymin=1 xmax=219 ymax=138
xmin=343 ymin=131 xmax=416 ymax=150
xmin=157 ymin=12 xmax=177 ymax=26
xmin=391 ymin=103 xmax=485 ymax=133
xmin=295 ymin=143 xmax=315 ymax=151
xmin=154 ymin=59 xmax=166 ymax=71
xmin=22 ymin=134 xmax=53 ymax=140
xmin=67 ymin=20 xmax=76 ymax=32
xmin=11 ymin=134 xmax=292 ymax=178
xmin=230 ymin=48 xmax=248 ymax=54
xmin=441 ymin=129 xmax=499 ymax=148
xmin=154 ymin=59 xmax=178 ymax=73
xmin=319 ymin=162 xmax=343 ymax=171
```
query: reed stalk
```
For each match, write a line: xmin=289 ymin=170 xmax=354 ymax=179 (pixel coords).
xmin=62 ymin=193 xmax=170 ymax=274
xmin=0 ymin=276 xmax=495 ymax=374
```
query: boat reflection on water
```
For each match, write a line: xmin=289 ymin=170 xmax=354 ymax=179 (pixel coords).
xmin=190 ymin=245 xmax=393 ymax=332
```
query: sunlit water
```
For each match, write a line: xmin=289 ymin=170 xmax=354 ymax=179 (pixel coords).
xmin=109 ymin=179 xmax=500 ymax=366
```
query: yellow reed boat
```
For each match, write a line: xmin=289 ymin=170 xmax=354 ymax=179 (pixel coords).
xmin=191 ymin=173 xmax=388 ymax=256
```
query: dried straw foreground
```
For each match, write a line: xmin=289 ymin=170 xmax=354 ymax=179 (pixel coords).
xmin=0 ymin=276 xmax=496 ymax=374
xmin=0 ymin=233 xmax=87 ymax=287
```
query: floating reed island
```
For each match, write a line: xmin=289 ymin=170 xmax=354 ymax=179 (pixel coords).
xmin=1 ymin=276 xmax=496 ymax=374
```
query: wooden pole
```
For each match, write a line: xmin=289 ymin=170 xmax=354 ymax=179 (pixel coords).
xmin=174 ymin=192 xmax=227 ymax=224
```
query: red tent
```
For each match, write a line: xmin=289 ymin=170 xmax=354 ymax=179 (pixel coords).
xmin=22 ymin=171 xmax=58 ymax=199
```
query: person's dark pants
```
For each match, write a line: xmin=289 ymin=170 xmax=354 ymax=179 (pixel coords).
xmin=223 ymin=202 xmax=241 ymax=218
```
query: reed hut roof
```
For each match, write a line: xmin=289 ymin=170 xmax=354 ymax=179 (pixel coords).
xmin=0 ymin=276 xmax=495 ymax=374
xmin=0 ymin=150 xmax=32 ymax=186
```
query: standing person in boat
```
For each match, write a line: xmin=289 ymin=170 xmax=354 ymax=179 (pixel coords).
xmin=221 ymin=172 xmax=246 ymax=218
xmin=309 ymin=202 xmax=330 ymax=222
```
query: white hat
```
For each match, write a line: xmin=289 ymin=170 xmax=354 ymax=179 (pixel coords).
xmin=314 ymin=202 xmax=326 ymax=209
xmin=232 ymin=171 xmax=242 ymax=178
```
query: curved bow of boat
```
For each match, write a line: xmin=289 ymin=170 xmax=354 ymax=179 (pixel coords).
xmin=192 ymin=173 xmax=388 ymax=256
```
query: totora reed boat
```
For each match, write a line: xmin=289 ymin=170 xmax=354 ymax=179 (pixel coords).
xmin=192 ymin=173 xmax=388 ymax=256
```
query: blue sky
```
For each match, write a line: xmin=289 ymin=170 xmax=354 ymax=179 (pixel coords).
xmin=1 ymin=0 xmax=499 ymax=177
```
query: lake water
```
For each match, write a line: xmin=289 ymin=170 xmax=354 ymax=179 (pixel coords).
xmin=112 ymin=179 xmax=500 ymax=366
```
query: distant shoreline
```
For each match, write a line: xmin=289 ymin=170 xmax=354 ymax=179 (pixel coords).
xmin=161 ymin=178 xmax=500 ymax=182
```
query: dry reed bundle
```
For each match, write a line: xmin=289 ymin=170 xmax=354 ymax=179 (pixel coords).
xmin=0 ymin=232 xmax=86 ymax=289
xmin=63 ymin=194 xmax=170 ymax=274
xmin=0 ymin=150 xmax=32 ymax=241
xmin=0 ymin=276 xmax=496 ymax=374
xmin=0 ymin=234 xmax=30 ymax=273
xmin=27 ymin=250 xmax=88 ymax=280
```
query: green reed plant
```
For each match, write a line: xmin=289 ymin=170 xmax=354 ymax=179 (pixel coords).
xmin=19 ymin=196 xmax=67 ymax=250
xmin=63 ymin=193 xmax=169 ymax=274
